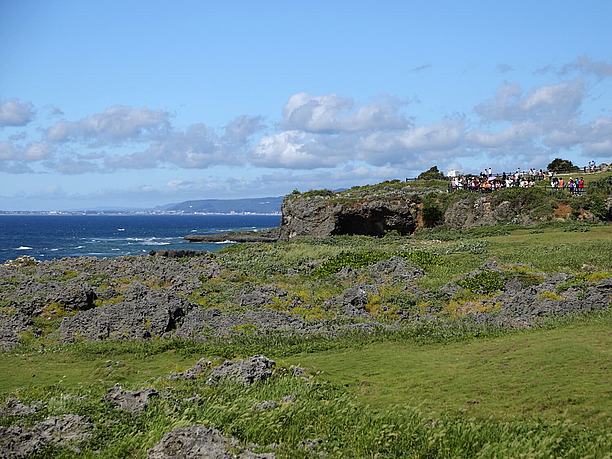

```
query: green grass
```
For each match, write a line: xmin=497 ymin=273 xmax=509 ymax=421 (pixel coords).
xmin=1 ymin=217 xmax=611 ymax=457
xmin=0 ymin=350 xmax=194 ymax=393
xmin=1 ymin=314 xmax=611 ymax=457
xmin=288 ymin=314 xmax=612 ymax=428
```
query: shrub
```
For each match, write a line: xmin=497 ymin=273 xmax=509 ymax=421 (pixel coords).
xmin=458 ymin=271 xmax=505 ymax=294
xmin=547 ymin=157 xmax=579 ymax=173
xmin=417 ymin=165 xmax=446 ymax=180
xmin=312 ymin=251 xmax=390 ymax=277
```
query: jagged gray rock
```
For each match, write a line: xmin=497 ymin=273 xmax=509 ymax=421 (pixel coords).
xmin=280 ymin=194 xmax=419 ymax=239
xmin=0 ymin=414 xmax=92 ymax=458
xmin=148 ymin=425 xmax=274 ymax=459
xmin=254 ymin=400 xmax=278 ymax=411
xmin=238 ymin=286 xmax=287 ymax=308
xmin=369 ymin=256 xmax=424 ymax=284
xmin=0 ymin=397 xmax=38 ymax=417
xmin=0 ymin=312 xmax=31 ymax=350
xmin=59 ymin=289 xmax=192 ymax=341
xmin=207 ymin=355 xmax=276 ymax=386
xmin=103 ymin=384 xmax=159 ymax=414
xmin=170 ymin=358 xmax=211 ymax=380
xmin=327 ymin=285 xmax=378 ymax=317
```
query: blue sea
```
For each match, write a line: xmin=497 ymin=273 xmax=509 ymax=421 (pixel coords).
xmin=0 ymin=214 xmax=281 ymax=263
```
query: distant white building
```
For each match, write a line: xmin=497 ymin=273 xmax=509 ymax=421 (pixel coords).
xmin=447 ymin=169 xmax=460 ymax=178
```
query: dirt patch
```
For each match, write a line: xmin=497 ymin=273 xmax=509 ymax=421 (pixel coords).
xmin=553 ymin=203 xmax=572 ymax=219
xmin=415 ymin=203 xmax=425 ymax=229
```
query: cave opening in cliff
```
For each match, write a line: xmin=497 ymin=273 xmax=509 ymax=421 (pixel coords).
xmin=333 ymin=211 xmax=385 ymax=237
xmin=333 ymin=210 xmax=416 ymax=237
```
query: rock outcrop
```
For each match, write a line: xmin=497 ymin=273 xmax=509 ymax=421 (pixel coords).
xmin=0 ymin=414 xmax=92 ymax=458
xmin=148 ymin=425 xmax=273 ymax=459
xmin=207 ymin=355 xmax=276 ymax=386
xmin=59 ymin=288 xmax=192 ymax=341
xmin=443 ymin=195 xmax=531 ymax=228
xmin=280 ymin=194 xmax=419 ymax=239
xmin=103 ymin=384 xmax=159 ymax=414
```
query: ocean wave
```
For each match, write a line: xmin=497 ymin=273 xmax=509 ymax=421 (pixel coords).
xmin=15 ymin=246 xmax=33 ymax=250
xmin=213 ymin=240 xmax=237 ymax=244
xmin=126 ymin=237 xmax=175 ymax=242
xmin=74 ymin=246 xmax=85 ymax=249
xmin=141 ymin=241 xmax=172 ymax=246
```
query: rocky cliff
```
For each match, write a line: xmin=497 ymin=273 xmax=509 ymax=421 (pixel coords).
xmin=280 ymin=178 xmax=611 ymax=239
xmin=280 ymin=192 xmax=420 ymax=239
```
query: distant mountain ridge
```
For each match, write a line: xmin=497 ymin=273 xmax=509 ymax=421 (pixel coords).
xmin=159 ymin=196 xmax=283 ymax=214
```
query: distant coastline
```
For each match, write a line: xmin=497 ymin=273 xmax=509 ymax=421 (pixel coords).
xmin=0 ymin=210 xmax=282 ymax=216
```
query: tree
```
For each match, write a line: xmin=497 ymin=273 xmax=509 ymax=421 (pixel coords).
xmin=547 ymin=158 xmax=579 ymax=173
xmin=417 ymin=165 xmax=446 ymax=180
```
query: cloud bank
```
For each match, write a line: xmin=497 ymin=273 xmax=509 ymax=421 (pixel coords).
xmin=1 ymin=56 xmax=611 ymax=180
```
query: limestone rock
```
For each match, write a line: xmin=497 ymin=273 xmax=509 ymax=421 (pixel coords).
xmin=148 ymin=425 xmax=274 ymax=459
xmin=103 ymin=384 xmax=159 ymax=414
xmin=59 ymin=289 xmax=192 ymax=341
xmin=207 ymin=355 xmax=276 ymax=386
xmin=280 ymin=194 xmax=418 ymax=239
xmin=0 ymin=397 xmax=38 ymax=417
xmin=0 ymin=414 xmax=92 ymax=458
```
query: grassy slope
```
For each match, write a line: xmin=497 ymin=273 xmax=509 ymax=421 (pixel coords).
xmin=288 ymin=314 xmax=612 ymax=427
xmin=1 ymin=223 xmax=611 ymax=457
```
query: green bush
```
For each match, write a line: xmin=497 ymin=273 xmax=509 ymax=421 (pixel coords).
xmin=312 ymin=250 xmax=390 ymax=277
xmin=458 ymin=270 xmax=505 ymax=294
xmin=417 ymin=165 xmax=446 ymax=180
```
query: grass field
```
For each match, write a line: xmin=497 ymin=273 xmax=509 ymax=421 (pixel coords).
xmin=1 ymin=312 xmax=610 ymax=457
xmin=288 ymin=313 xmax=612 ymax=427
xmin=1 ymin=221 xmax=611 ymax=457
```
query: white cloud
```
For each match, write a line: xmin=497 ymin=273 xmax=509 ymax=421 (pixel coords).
xmin=283 ymin=93 xmax=410 ymax=133
xmin=559 ymin=55 xmax=612 ymax=79
xmin=0 ymin=140 xmax=52 ymax=161
xmin=46 ymin=105 xmax=171 ymax=143
xmin=1 ymin=62 xmax=610 ymax=179
xmin=467 ymin=122 xmax=539 ymax=148
xmin=0 ymin=99 xmax=35 ymax=127
xmin=475 ymin=80 xmax=584 ymax=124
xmin=252 ymin=130 xmax=347 ymax=169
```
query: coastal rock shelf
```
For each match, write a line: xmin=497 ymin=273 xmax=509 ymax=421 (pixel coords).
xmin=185 ymin=228 xmax=280 ymax=243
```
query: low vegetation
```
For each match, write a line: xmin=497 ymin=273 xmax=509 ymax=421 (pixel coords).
xmin=1 ymin=218 xmax=611 ymax=457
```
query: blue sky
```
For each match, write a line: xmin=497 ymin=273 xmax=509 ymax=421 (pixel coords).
xmin=1 ymin=0 xmax=611 ymax=210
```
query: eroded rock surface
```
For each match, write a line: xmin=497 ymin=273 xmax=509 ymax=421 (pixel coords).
xmin=0 ymin=397 xmax=38 ymax=417
xmin=0 ymin=414 xmax=92 ymax=458
xmin=148 ymin=425 xmax=274 ymax=459
xmin=207 ymin=355 xmax=276 ymax=386
xmin=60 ymin=288 xmax=192 ymax=341
xmin=327 ymin=284 xmax=378 ymax=317
xmin=103 ymin=384 xmax=159 ymax=414
xmin=280 ymin=195 xmax=418 ymax=239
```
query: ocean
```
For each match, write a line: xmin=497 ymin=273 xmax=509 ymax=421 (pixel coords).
xmin=0 ymin=214 xmax=281 ymax=263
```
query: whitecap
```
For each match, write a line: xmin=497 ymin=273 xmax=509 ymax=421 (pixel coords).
xmin=214 ymin=240 xmax=237 ymax=244
xmin=117 ymin=228 xmax=125 ymax=231
xmin=74 ymin=246 xmax=85 ymax=249
xmin=15 ymin=246 xmax=33 ymax=250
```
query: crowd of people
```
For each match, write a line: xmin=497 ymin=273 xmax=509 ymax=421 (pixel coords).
xmin=449 ymin=168 xmax=543 ymax=192
xmin=448 ymin=167 xmax=589 ymax=194
xmin=550 ymin=176 xmax=586 ymax=194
